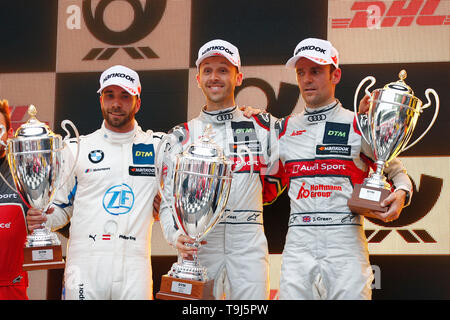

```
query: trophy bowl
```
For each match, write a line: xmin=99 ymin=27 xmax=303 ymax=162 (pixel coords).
xmin=8 ymin=130 xmax=64 ymax=246
xmin=166 ymin=126 xmax=233 ymax=282
xmin=0 ymin=105 xmax=79 ymax=269
xmin=348 ymin=70 xmax=439 ymax=215
xmin=155 ymin=124 xmax=253 ymax=299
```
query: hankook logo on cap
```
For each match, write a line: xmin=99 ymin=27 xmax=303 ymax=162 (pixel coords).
xmin=202 ymin=45 xmax=235 ymax=56
xmin=295 ymin=45 xmax=327 ymax=55
xmin=103 ymin=73 xmax=135 ymax=83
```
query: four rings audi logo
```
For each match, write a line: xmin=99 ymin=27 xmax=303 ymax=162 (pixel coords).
xmin=216 ymin=113 xmax=233 ymax=121
xmin=307 ymin=114 xmax=326 ymax=122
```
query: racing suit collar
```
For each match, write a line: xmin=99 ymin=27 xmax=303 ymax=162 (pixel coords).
xmin=100 ymin=120 xmax=138 ymax=144
xmin=304 ymin=99 xmax=340 ymax=115
xmin=199 ymin=105 xmax=239 ymax=124
xmin=303 ymin=100 xmax=340 ymax=125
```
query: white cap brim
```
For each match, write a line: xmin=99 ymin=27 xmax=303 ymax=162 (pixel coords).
xmin=97 ymin=84 xmax=140 ymax=97
xmin=286 ymin=54 xmax=335 ymax=69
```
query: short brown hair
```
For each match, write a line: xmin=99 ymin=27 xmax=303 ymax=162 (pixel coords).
xmin=0 ymin=100 xmax=12 ymax=132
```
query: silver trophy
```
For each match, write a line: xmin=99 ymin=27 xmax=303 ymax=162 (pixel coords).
xmin=348 ymin=70 xmax=439 ymax=214
xmin=155 ymin=124 xmax=253 ymax=299
xmin=0 ymin=105 xmax=79 ymax=250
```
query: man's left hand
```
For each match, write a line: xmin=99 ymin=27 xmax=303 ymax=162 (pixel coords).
xmin=367 ymin=189 xmax=406 ymax=223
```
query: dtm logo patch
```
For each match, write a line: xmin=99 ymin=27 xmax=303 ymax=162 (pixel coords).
xmin=102 ymin=184 xmax=134 ymax=215
xmin=323 ymin=122 xmax=350 ymax=145
xmin=132 ymin=143 xmax=154 ymax=165
xmin=231 ymin=121 xmax=261 ymax=153
xmin=88 ymin=150 xmax=104 ymax=163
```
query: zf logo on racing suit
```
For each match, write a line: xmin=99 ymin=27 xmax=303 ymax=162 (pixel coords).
xmin=102 ymin=184 xmax=135 ymax=215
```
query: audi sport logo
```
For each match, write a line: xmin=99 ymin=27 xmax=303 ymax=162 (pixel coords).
xmin=332 ymin=0 xmax=450 ymax=29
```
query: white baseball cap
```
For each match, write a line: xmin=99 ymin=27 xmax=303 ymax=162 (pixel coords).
xmin=195 ymin=39 xmax=241 ymax=71
xmin=286 ymin=38 xmax=339 ymax=69
xmin=97 ymin=65 xmax=141 ymax=97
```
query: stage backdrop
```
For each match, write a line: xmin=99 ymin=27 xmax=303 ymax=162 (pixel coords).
xmin=0 ymin=0 xmax=448 ymax=299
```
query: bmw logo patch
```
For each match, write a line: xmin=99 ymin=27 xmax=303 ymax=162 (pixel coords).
xmin=88 ymin=150 xmax=104 ymax=163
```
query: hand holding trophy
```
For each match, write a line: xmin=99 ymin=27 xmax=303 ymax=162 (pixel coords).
xmin=348 ymin=70 xmax=439 ymax=217
xmin=0 ymin=105 xmax=79 ymax=270
xmin=155 ymin=124 xmax=253 ymax=300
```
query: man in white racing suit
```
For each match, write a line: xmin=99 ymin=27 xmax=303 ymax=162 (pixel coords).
xmin=267 ymin=38 xmax=413 ymax=299
xmin=159 ymin=40 xmax=278 ymax=300
xmin=26 ymin=65 xmax=163 ymax=299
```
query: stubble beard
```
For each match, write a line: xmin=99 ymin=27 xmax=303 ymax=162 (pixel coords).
xmin=102 ymin=107 xmax=135 ymax=129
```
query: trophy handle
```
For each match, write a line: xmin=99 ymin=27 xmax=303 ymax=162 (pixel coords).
xmin=0 ymin=124 xmax=6 ymax=147
xmin=354 ymin=76 xmax=376 ymax=145
xmin=58 ymin=119 xmax=81 ymax=189
xmin=0 ymin=125 xmax=18 ymax=192
xmin=155 ymin=134 xmax=179 ymax=227
xmin=401 ymin=88 xmax=440 ymax=152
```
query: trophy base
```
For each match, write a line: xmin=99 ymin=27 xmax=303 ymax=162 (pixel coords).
xmin=168 ymin=260 xmax=208 ymax=282
xmin=22 ymin=245 xmax=65 ymax=271
xmin=156 ymin=275 xmax=215 ymax=300
xmin=348 ymin=184 xmax=390 ymax=217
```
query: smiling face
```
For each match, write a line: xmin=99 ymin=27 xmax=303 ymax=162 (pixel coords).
xmin=295 ymin=57 xmax=341 ymax=109
xmin=100 ymin=85 xmax=141 ymax=133
xmin=196 ymin=56 xmax=243 ymax=111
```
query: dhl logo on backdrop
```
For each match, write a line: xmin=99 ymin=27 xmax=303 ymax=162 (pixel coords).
xmin=332 ymin=0 xmax=450 ymax=29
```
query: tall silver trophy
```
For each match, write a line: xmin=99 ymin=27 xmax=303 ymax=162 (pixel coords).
xmin=348 ymin=70 xmax=439 ymax=216
xmin=0 ymin=105 xmax=79 ymax=270
xmin=156 ymin=124 xmax=252 ymax=300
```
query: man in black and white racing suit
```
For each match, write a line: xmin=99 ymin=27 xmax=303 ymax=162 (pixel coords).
xmin=267 ymin=38 xmax=413 ymax=300
xmin=159 ymin=40 xmax=278 ymax=300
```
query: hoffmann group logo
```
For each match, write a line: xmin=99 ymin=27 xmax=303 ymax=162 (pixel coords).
xmin=332 ymin=0 xmax=450 ymax=29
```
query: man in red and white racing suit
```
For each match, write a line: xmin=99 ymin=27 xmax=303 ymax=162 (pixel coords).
xmin=268 ymin=38 xmax=412 ymax=299
xmin=0 ymin=101 xmax=29 ymax=300
xmin=159 ymin=40 xmax=278 ymax=300
xmin=26 ymin=66 xmax=163 ymax=299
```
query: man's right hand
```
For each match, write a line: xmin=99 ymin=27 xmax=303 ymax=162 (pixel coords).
xmin=176 ymin=234 xmax=207 ymax=259
xmin=26 ymin=207 xmax=54 ymax=232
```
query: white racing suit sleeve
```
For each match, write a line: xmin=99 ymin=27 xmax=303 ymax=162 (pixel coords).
xmin=47 ymin=138 xmax=78 ymax=231
xmin=157 ymin=130 xmax=184 ymax=247
xmin=361 ymin=137 xmax=413 ymax=207
xmin=264 ymin=113 xmax=280 ymax=176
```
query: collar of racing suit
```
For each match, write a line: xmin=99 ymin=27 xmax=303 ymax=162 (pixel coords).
xmin=199 ymin=105 xmax=239 ymax=124
xmin=304 ymin=99 xmax=340 ymax=122
xmin=100 ymin=120 xmax=139 ymax=144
